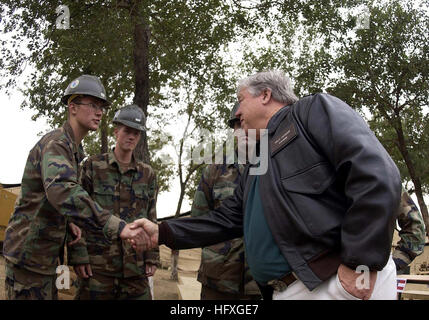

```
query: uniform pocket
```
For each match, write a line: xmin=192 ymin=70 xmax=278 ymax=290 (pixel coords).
xmin=280 ymin=162 xmax=340 ymax=236
xmin=93 ymin=183 xmax=116 ymax=210
xmin=133 ymin=183 xmax=150 ymax=218
xmin=213 ymin=181 xmax=237 ymax=206
xmin=281 ymin=162 xmax=335 ymax=194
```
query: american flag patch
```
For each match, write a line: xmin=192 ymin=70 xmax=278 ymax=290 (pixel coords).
xmin=397 ymin=278 xmax=407 ymax=292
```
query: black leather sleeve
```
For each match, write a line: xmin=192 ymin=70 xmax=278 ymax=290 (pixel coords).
xmin=159 ymin=168 xmax=247 ymax=250
xmin=299 ymin=93 xmax=402 ymax=270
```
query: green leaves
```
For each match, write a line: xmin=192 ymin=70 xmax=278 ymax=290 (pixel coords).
xmin=3 ymin=0 xmax=427 ymax=218
xmin=235 ymin=0 xmax=429 ymax=228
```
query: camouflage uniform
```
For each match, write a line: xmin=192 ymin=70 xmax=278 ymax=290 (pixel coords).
xmin=68 ymin=151 xmax=160 ymax=300
xmin=393 ymin=189 xmax=426 ymax=274
xmin=3 ymin=122 xmax=124 ymax=300
xmin=191 ymin=159 xmax=261 ymax=300
xmin=5 ymin=261 xmax=58 ymax=300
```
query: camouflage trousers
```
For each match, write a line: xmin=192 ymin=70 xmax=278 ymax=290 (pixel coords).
xmin=4 ymin=262 xmax=58 ymax=300
xmin=75 ymin=272 xmax=151 ymax=300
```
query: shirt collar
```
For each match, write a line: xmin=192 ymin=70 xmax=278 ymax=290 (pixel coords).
xmin=266 ymin=105 xmax=291 ymax=136
xmin=63 ymin=121 xmax=85 ymax=163
xmin=108 ymin=149 xmax=138 ymax=171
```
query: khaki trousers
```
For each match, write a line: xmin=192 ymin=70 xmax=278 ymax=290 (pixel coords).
xmin=273 ymin=256 xmax=397 ymax=300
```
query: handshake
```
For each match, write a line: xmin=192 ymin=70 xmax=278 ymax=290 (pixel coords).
xmin=119 ymin=218 xmax=159 ymax=253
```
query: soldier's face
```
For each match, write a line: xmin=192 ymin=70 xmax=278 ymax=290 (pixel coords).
xmin=115 ymin=125 xmax=141 ymax=152
xmin=71 ymin=96 xmax=104 ymax=131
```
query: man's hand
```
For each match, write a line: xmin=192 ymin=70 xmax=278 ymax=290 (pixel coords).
xmin=129 ymin=218 xmax=159 ymax=250
xmin=145 ymin=263 xmax=157 ymax=277
xmin=129 ymin=226 xmax=153 ymax=254
xmin=337 ymin=263 xmax=377 ymax=300
xmin=120 ymin=223 xmax=152 ymax=253
xmin=73 ymin=264 xmax=93 ymax=279
xmin=67 ymin=222 xmax=82 ymax=246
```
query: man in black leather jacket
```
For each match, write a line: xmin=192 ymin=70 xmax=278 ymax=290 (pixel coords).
xmin=130 ymin=70 xmax=402 ymax=300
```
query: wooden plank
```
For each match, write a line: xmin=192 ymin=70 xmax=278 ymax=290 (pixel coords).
xmin=401 ymin=290 xmax=429 ymax=300
xmin=398 ymin=275 xmax=429 ymax=284
xmin=177 ymin=275 xmax=201 ymax=300
xmin=177 ymin=284 xmax=201 ymax=300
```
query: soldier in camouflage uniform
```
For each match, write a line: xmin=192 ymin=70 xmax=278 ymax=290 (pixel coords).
xmin=191 ymin=102 xmax=261 ymax=300
xmin=3 ymin=75 xmax=144 ymax=300
xmin=68 ymin=104 xmax=160 ymax=300
xmin=393 ymin=188 xmax=426 ymax=274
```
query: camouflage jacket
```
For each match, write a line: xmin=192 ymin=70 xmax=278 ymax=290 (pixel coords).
xmin=67 ymin=151 xmax=160 ymax=278
xmin=3 ymin=122 xmax=124 ymax=275
xmin=393 ymin=189 xmax=426 ymax=268
xmin=191 ymin=160 xmax=260 ymax=296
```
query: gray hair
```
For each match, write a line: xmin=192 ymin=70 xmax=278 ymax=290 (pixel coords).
xmin=237 ymin=70 xmax=298 ymax=105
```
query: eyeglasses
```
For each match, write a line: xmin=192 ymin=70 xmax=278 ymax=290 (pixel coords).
xmin=73 ymin=102 xmax=105 ymax=112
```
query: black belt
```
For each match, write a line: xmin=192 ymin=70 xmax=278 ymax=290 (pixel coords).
xmin=267 ymin=273 xmax=297 ymax=292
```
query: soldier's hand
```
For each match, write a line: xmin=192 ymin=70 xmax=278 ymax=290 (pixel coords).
xmin=129 ymin=226 xmax=153 ymax=254
xmin=74 ymin=264 xmax=93 ymax=279
xmin=129 ymin=218 xmax=159 ymax=250
xmin=120 ymin=223 xmax=152 ymax=252
xmin=145 ymin=263 xmax=157 ymax=277
xmin=68 ymin=222 xmax=82 ymax=246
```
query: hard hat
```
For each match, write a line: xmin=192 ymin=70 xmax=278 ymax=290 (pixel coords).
xmin=61 ymin=74 xmax=110 ymax=106
xmin=113 ymin=104 xmax=146 ymax=131
xmin=228 ymin=102 xmax=240 ymax=128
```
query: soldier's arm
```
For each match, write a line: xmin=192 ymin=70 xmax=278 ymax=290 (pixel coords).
xmin=394 ymin=190 xmax=426 ymax=269
xmin=67 ymin=230 xmax=90 ymax=265
xmin=190 ymin=165 xmax=214 ymax=217
xmin=144 ymin=170 xmax=160 ymax=267
xmin=41 ymin=139 xmax=126 ymax=239
xmin=67 ymin=159 xmax=92 ymax=265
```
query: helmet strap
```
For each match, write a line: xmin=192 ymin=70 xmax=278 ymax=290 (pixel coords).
xmin=67 ymin=94 xmax=82 ymax=105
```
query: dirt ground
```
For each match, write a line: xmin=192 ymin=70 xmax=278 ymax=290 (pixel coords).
xmin=154 ymin=245 xmax=201 ymax=300
xmin=0 ymin=245 xmax=201 ymax=300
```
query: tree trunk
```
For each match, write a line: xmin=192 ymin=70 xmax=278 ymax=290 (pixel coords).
xmin=100 ymin=116 xmax=108 ymax=153
xmin=170 ymin=249 xmax=179 ymax=281
xmin=395 ymin=122 xmax=429 ymax=236
xmin=175 ymin=185 xmax=186 ymax=218
xmin=131 ymin=4 xmax=150 ymax=164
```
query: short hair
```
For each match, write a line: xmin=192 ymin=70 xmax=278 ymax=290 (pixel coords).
xmin=114 ymin=123 xmax=124 ymax=130
xmin=237 ymin=70 xmax=298 ymax=105
xmin=67 ymin=96 xmax=82 ymax=117
xmin=70 ymin=97 xmax=83 ymax=105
